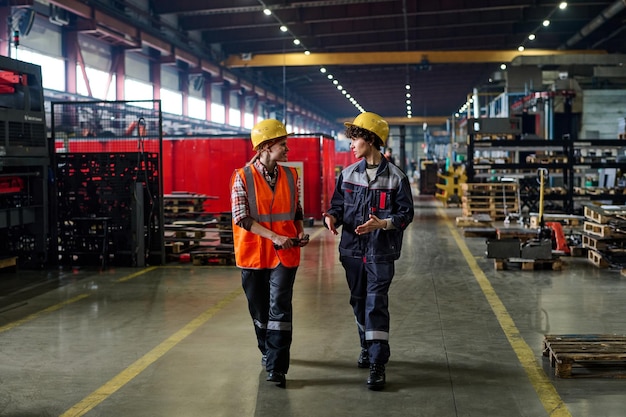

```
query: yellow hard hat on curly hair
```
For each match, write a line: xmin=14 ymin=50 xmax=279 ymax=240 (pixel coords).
xmin=250 ymin=119 xmax=288 ymax=150
xmin=344 ymin=111 xmax=389 ymax=146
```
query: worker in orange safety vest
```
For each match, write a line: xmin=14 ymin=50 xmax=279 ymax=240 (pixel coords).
xmin=230 ymin=119 xmax=309 ymax=388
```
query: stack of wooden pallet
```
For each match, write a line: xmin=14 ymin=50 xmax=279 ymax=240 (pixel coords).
xmin=461 ymin=183 xmax=519 ymax=221
xmin=581 ymin=204 xmax=626 ymax=268
xmin=190 ymin=212 xmax=235 ymax=266
xmin=163 ymin=192 xmax=236 ymax=265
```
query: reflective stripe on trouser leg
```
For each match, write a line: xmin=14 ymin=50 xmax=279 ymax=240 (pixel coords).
xmin=365 ymin=261 xmax=394 ymax=364
xmin=341 ymin=256 xmax=368 ymax=349
xmin=265 ymin=264 xmax=297 ymax=374
xmin=241 ymin=268 xmax=270 ymax=356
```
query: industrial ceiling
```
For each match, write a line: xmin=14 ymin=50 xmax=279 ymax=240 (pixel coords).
xmin=47 ymin=0 xmax=626 ymax=128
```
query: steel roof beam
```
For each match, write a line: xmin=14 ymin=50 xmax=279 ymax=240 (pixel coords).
xmin=223 ymin=50 xmax=608 ymax=68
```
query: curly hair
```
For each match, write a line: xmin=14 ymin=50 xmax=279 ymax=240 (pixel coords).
xmin=345 ymin=126 xmax=383 ymax=149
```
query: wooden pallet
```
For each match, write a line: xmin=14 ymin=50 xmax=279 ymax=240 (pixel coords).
xmin=529 ymin=213 xmax=584 ymax=228
xmin=569 ymin=245 xmax=587 ymax=257
xmin=543 ymin=334 xmax=626 ymax=378
xmin=583 ymin=204 xmax=626 ymax=224
xmin=582 ymin=234 xmax=609 ymax=251
xmin=496 ymin=228 xmax=537 ymax=240
xmin=461 ymin=183 xmax=518 ymax=192
xmin=462 ymin=208 xmax=510 ymax=220
xmin=587 ymin=249 xmax=610 ymax=268
xmin=583 ymin=221 xmax=625 ymax=238
xmin=191 ymin=249 xmax=235 ymax=266
xmin=0 ymin=256 xmax=17 ymax=272
xmin=494 ymin=257 xmax=562 ymax=271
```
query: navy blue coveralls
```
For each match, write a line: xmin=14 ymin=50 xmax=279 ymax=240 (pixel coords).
xmin=325 ymin=156 xmax=414 ymax=364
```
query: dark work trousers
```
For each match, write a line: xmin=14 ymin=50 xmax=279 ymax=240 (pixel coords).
xmin=241 ymin=264 xmax=297 ymax=374
xmin=340 ymin=256 xmax=394 ymax=365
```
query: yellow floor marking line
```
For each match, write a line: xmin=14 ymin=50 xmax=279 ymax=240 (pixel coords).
xmin=60 ymin=287 xmax=242 ymax=417
xmin=437 ymin=206 xmax=571 ymax=417
xmin=308 ymin=226 xmax=326 ymax=242
xmin=115 ymin=266 xmax=158 ymax=282
xmin=0 ymin=294 xmax=90 ymax=334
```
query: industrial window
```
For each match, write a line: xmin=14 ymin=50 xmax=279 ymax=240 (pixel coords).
xmin=76 ymin=66 xmax=116 ymax=100
xmin=124 ymin=78 xmax=153 ymax=109
xmin=211 ymin=103 xmax=225 ymax=124
xmin=228 ymin=108 xmax=241 ymax=127
xmin=243 ymin=113 xmax=254 ymax=129
xmin=160 ymin=88 xmax=182 ymax=116
xmin=14 ymin=48 xmax=65 ymax=92
xmin=188 ymin=96 xmax=206 ymax=120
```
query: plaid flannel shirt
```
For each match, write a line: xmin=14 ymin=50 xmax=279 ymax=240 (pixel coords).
xmin=231 ymin=160 xmax=303 ymax=228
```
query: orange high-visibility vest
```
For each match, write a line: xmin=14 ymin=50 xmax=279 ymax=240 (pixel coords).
xmin=232 ymin=164 xmax=300 ymax=269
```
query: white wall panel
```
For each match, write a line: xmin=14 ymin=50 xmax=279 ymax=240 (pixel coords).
xmin=125 ymin=53 xmax=150 ymax=82
xmin=582 ymin=90 xmax=626 ymax=139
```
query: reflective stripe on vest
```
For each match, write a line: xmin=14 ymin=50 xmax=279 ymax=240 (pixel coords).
xmin=233 ymin=165 xmax=300 ymax=269
xmin=243 ymin=165 xmax=296 ymax=222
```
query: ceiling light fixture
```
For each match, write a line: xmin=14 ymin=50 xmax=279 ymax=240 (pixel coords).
xmin=263 ymin=8 xmax=271 ymax=16
xmin=320 ymin=67 xmax=363 ymax=113
xmin=516 ymin=1 xmax=567 ymax=53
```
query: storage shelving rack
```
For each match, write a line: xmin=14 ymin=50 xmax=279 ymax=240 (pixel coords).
xmin=466 ymin=118 xmax=626 ymax=215
xmin=0 ymin=56 xmax=49 ymax=268
xmin=566 ymin=138 xmax=626 ymax=211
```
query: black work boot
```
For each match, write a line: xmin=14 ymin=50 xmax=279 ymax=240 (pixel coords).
xmin=357 ymin=348 xmax=370 ymax=368
xmin=367 ymin=363 xmax=386 ymax=390
xmin=266 ymin=371 xmax=286 ymax=388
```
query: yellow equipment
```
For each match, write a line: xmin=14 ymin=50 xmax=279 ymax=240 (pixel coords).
xmin=435 ymin=165 xmax=467 ymax=207
xmin=344 ymin=112 xmax=389 ymax=146
xmin=250 ymin=119 xmax=289 ymax=150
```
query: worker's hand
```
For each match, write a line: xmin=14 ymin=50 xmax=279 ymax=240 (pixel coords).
xmin=355 ymin=214 xmax=385 ymax=235
xmin=322 ymin=212 xmax=338 ymax=235
xmin=272 ymin=234 xmax=293 ymax=249
xmin=298 ymin=232 xmax=310 ymax=247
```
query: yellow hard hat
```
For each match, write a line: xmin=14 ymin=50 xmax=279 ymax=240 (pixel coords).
xmin=344 ymin=111 xmax=389 ymax=146
xmin=251 ymin=119 xmax=288 ymax=150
